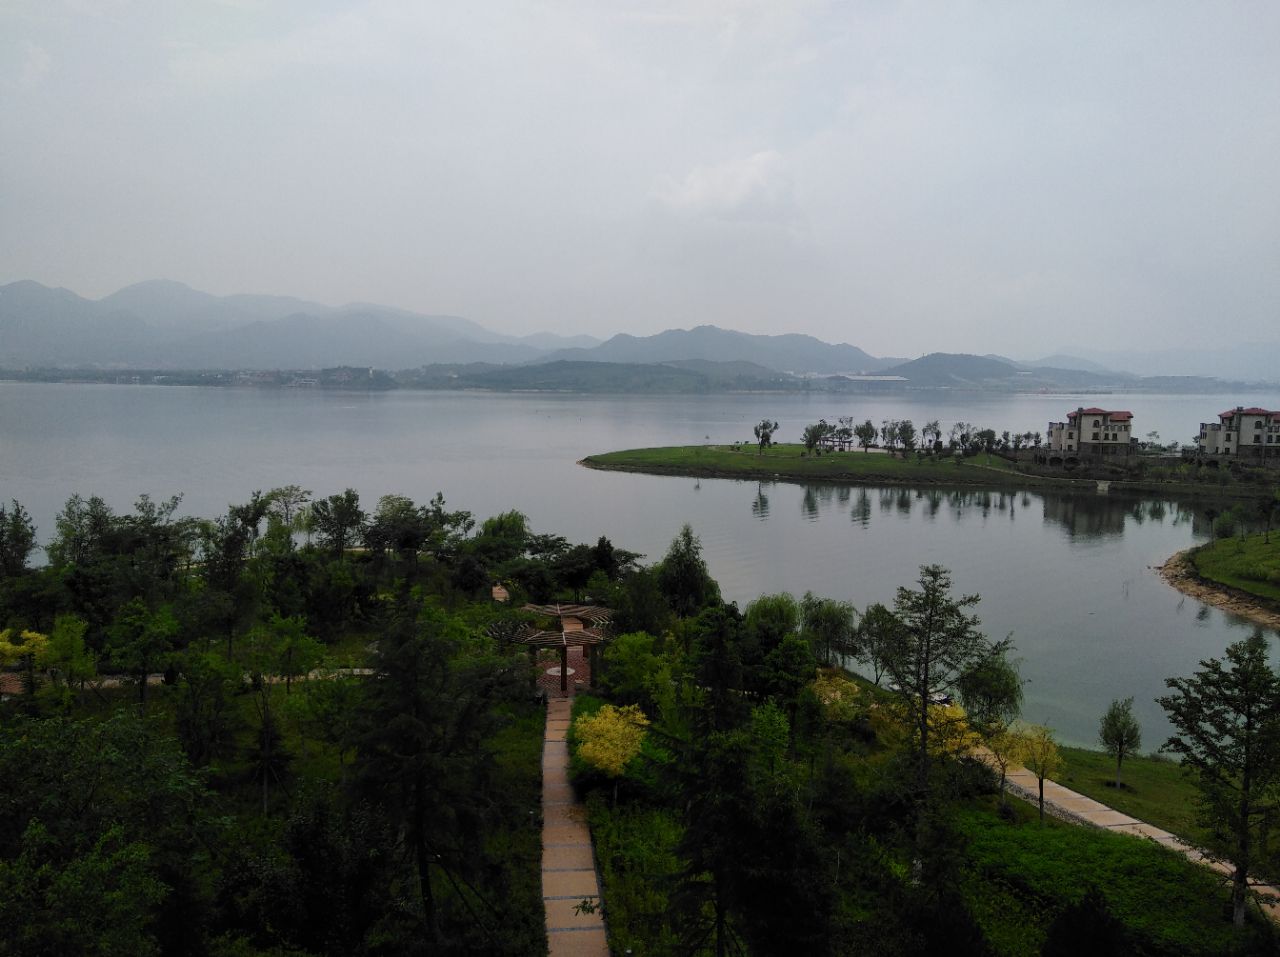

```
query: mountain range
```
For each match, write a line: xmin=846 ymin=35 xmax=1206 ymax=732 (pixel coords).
xmin=1 ymin=279 xmax=1276 ymax=390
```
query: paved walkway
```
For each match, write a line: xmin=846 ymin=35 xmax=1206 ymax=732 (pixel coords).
xmin=536 ymin=646 xmax=593 ymax=699
xmin=542 ymin=696 xmax=609 ymax=955
xmin=999 ymin=761 xmax=1280 ymax=918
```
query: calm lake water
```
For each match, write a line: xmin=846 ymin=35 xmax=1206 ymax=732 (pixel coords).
xmin=3 ymin=381 xmax=1279 ymax=746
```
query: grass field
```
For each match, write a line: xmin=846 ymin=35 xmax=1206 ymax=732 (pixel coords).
xmin=1192 ymin=532 xmax=1280 ymax=604
xmin=584 ymin=444 xmax=1052 ymax=489
xmin=1052 ymin=746 xmax=1208 ymax=847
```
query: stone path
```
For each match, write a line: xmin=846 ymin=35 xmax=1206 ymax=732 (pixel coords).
xmin=542 ymin=697 xmax=609 ymax=955
xmin=1000 ymin=761 xmax=1280 ymax=918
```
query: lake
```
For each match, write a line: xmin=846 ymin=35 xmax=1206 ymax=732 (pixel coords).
xmin=3 ymin=381 xmax=1279 ymax=745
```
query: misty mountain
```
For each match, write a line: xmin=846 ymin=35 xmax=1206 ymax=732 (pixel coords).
xmin=539 ymin=325 xmax=892 ymax=374
xmin=1022 ymin=353 xmax=1122 ymax=375
xmin=0 ymin=280 xmax=565 ymax=369
xmin=880 ymin=353 xmax=1148 ymax=391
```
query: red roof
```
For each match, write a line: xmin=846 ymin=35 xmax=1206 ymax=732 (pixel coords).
xmin=1067 ymin=408 xmax=1131 ymax=421
xmin=1220 ymin=407 xmax=1276 ymax=420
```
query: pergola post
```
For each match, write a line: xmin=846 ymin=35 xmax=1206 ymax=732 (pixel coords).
xmin=560 ymin=645 xmax=569 ymax=694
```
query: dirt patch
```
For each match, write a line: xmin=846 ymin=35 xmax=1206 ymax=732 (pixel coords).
xmin=1157 ymin=549 xmax=1280 ymax=631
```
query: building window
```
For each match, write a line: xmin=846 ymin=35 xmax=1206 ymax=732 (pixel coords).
xmin=1093 ymin=420 xmax=1100 ymax=427
xmin=1092 ymin=432 xmax=1099 ymax=441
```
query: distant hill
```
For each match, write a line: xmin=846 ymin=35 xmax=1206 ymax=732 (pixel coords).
xmin=1022 ymin=353 xmax=1122 ymax=375
xmin=0 ymin=280 xmax=573 ymax=370
xmin=881 ymin=353 xmax=1148 ymax=391
xmin=539 ymin=325 xmax=891 ymax=374
xmin=458 ymin=360 xmax=714 ymax=393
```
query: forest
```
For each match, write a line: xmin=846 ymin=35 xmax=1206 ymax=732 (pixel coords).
xmin=0 ymin=490 xmax=1276 ymax=956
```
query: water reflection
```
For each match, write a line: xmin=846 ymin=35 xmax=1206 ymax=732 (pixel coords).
xmin=771 ymin=481 xmax=1200 ymax=543
xmin=751 ymin=482 xmax=771 ymax=520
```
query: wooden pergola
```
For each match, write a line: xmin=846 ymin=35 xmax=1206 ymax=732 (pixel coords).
xmin=491 ymin=603 xmax=614 ymax=693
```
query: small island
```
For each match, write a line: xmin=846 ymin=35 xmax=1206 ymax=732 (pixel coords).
xmin=582 ymin=443 xmax=1057 ymax=490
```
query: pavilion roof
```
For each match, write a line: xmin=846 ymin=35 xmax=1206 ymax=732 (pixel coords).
xmin=488 ymin=602 xmax=615 ymax=648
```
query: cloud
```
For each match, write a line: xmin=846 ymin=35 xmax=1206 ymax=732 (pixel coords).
xmin=656 ymin=150 xmax=797 ymax=224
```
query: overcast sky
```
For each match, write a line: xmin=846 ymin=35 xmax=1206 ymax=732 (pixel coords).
xmin=2 ymin=1 xmax=1278 ymax=356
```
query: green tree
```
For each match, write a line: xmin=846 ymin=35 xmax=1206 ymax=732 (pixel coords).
xmin=897 ymin=419 xmax=917 ymax=454
xmin=880 ymin=419 xmax=900 ymax=455
xmin=41 ymin=614 xmax=97 ymax=708
xmin=1098 ymin=697 xmax=1142 ymax=790
xmin=1158 ymin=630 xmax=1280 ymax=926
xmin=355 ymin=604 xmax=525 ymax=945
xmin=174 ymin=651 xmax=240 ymax=767
xmin=105 ymin=599 xmax=177 ymax=711
xmin=657 ymin=524 xmax=720 ymax=617
xmin=753 ymin=419 xmax=779 ymax=453
xmin=1022 ymin=724 xmax=1062 ymax=824
xmin=799 ymin=591 xmax=857 ymax=667
xmin=310 ymin=488 xmax=366 ymax=558
xmin=854 ymin=419 xmax=878 ymax=452
xmin=801 ymin=420 xmax=830 ymax=455
xmin=957 ymin=651 xmax=1023 ymax=739
xmin=0 ymin=499 xmax=37 ymax=579
xmin=855 ymin=601 xmax=898 ymax=685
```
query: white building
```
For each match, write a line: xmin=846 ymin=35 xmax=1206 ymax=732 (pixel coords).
xmin=1046 ymin=407 xmax=1134 ymax=458
xmin=1198 ymin=406 xmax=1280 ymax=459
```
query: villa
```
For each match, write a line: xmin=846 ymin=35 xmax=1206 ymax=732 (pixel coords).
xmin=1198 ymin=406 xmax=1280 ymax=461
xmin=1046 ymin=407 xmax=1135 ymax=461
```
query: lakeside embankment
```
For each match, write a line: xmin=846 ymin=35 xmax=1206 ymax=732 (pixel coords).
xmin=583 ymin=444 xmax=1277 ymax=500
xmin=1158 ymin=538 xmax=1280 ymax=632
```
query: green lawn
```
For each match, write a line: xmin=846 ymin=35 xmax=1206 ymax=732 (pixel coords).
xmin=1051 ymin=746 xmax=1208 ymax=847
xmin=1192 ymin=532 xmax=1280 ymax=604
xmin=584 ymin=444 xmax=1047 ymax=490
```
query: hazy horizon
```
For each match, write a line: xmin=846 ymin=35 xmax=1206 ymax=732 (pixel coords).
xmin=3 ymin=2 xmax=1278 ymax=357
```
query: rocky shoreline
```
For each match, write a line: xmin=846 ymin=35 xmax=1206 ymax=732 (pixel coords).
xmin=1157 ymin=548 xmax=1280 ymax=631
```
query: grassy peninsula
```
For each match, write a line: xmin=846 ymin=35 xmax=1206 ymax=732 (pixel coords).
xmin=1192 ymin=532 xmax=1280 ymax=606
xmin=583 ymin=444 xmax=1055 ymax=489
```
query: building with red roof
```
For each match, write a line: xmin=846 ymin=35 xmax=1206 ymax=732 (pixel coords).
xmin=1046 ymin=407 xmax=1136 ymax=460
xmin=1198 ymin=406 xmax=1280 ymax=460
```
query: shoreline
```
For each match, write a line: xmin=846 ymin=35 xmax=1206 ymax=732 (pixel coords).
xmin=1157 ymin=548 xmax=1280 ymax=631
xmin=582 ymin=449 xmax=1275 ymax=501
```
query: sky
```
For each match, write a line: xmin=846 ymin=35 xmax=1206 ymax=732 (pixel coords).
xmin=2 ymin=1 xmax=1278 ymax=356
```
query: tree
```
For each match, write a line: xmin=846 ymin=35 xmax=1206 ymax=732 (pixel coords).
xmin=801 ymin=421 xmax=829 ymax=455
xmin=854 ymin=419 xmax=878 ymax=453
xmin=985 ymin=727 xmax=1027 ymax=807
xmin=923 ymin=420 xmax=941 ymax=451
xmin=1022 ymin=724 xmax=1062 ymax=823
xmin=41 ymin=614 xmax=97 ymax=708
xmin=880 ymin=419 xmax=899 ymax=455
xmin=882 ymin=564 xmax=1003 ymax=798
xmin=355 ymin=605 xmax=525 ymax=945
xmin=310 ymin=489 xmax=366 ymax=558
xmin=799 ymin=592 xmax=858 ymax=667
xmin=1158 ymin=630 xmax=1280 ymax=926
xmin=0 ymin=627 xmax=47 ymax=698
xmin=753 ymin=419 xmax=779 ymax=453
xmin=897 ymin=419 xmax=917 ymax=454
xmin=105 ymin=599 xmax=177 ymax=711
xmin=0 ymin=499 xmax=37 ymax=579
xmin=657 ymin=524 xmax=720 ymax=617
xmin=574 ymin=703 xmax=649 ymax=800
xmin=957 ymin=651 xmax=1022 ymax=739
xmin=855 ymin=602 xmax=898 ymax=685
xmin=266 ymin=484 xmax=312 ymax=527
xmin=1098 ymin=697 xmax=1142 ymax=790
